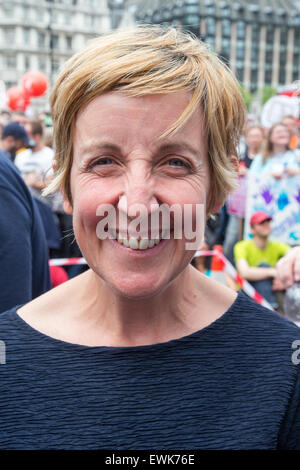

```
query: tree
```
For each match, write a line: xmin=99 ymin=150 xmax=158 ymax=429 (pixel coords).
xmin=261 ymin=86 xmax=277 ymax=106
xmin=239 ymin=84 xmax=254 ymax=111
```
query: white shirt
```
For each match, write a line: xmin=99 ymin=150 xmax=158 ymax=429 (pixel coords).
xmin=15 ymin=146 xmax=54 ymax=178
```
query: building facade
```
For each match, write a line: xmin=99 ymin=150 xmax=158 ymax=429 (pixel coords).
xmin=129 ymin=0 xmax=300 ymax=92
xmin=0 ymin=0 xmax=111 ymax=110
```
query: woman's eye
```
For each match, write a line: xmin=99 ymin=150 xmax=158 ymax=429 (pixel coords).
xmin=89 ymin=157 xmax=113 ymax=168
xmin=168 ymin=159 xmax=189 ymax=168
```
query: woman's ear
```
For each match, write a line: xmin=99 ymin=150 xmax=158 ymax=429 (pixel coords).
xmin=63 ymin=199 xmax=73 ymax=215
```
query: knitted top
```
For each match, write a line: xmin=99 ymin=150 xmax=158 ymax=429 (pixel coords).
xmin=0 ymin=291 xmax=299 ymax=449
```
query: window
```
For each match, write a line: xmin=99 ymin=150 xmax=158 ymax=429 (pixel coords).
xmin=4 ymin=28 xmax=15 ymax=43
xmin=64 ymin=14 xmax=71 ymax=25
xmin=221 ymin=19 xmax=231 ymax=37
xmin=38 ymin=32 xmax=46 ymax=48
xmin=36 ymin=9 xmax=44 ymax=22
xmin=236 ymin=21 xmax=246 ymax=39
xmin=205 ymin=17 xmax=216 ymax=36
xmin=23 ymin=6 xmax=29 ymax=20
xmin=236 ymin=40 xmax=245 ymax=60
xmin=3 ymin=5 xmax=14 ymax=17
xmin=51 ymin=34 xmax=59 ymax=50
xmin=221 ymin=37 xmax=231 ymax=57
xmin=66 ymin=36 xmax=72 ymax=49
xmin=5 ymin=81 xmax=17 ymax=90
xmin=205 ymin=5 xmax=215 ymax=15
xmin=236 ymin=67 xmax=244 ymax=82
xmin=6 ymin=55 xmax=16 ymax=69
xmin=38 ymin=56 xmax=46 ymax=72
xmin=24 ymin=55 xmax=30 ymax=70
xmin=23 ymin=29 xmax=31 ymax=45
xmin=222 ymin=6 xmax=230 ymax=17
xmin=52 ymin=59 xmax=60 ymax=73
xmin=205 ymin=36 xmax=215 ymax=50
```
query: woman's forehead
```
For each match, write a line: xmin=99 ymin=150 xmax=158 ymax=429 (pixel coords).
xmin=73 ymin=92 xmax=205 ymax=148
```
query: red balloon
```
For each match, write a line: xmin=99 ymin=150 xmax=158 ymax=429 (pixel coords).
xmin=21 ymin=71 xmax=48 ymax=97
xmin=6 ymin=86 xmax=30 ymax=111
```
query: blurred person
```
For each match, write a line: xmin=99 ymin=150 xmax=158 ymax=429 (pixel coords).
xmin=282 ymin=115 xmax=300 ymax=150
xmin=0 ymin=122 xmax=30 ymax=162
xmin=44 ymin=126 xmax=53 ymax=148
xmin=0 ymin=109 xmax=12 ymax=126
xmin=0 ymin=26 xmax=300 ymax=451
xmin=14 ymin=119 xmax=54 ymax=200
xmin=223 ymin=126 xmax=265 ymax=263
xmin=0 ymin=155 xmax=51 ymax=313
xmin=11 ymin=111 xmax=29 ymax=126
xmin=240 ymin=126 xmax=265 ymax=170
xmin=249 ymin=123 xmax=299 ymax=177
xmin=234 ymin=211 xmax=290 ymax=310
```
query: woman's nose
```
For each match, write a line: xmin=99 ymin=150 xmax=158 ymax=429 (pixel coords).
xmin=117 ymin=189 xmax=159 ymax=219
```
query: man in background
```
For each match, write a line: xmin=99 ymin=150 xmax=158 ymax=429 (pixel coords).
xmin=234 ymin=211 xmax=290 ymax=310
xmin=0 ymin=155 xmax=51 ymax=313
xmin=0 ymin=121 xmax=30 ymax=162
xmin=14 ymin=119 xmax=54 ymax=200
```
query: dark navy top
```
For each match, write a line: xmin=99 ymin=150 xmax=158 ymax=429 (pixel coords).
xmin=0 ymin=157 xmax=51 ymax=313
xmin=0 ymin=292 xmax=299 ymax=449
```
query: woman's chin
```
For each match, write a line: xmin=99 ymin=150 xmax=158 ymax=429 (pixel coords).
xmin=107 ymin=273 xmax=167 ymax=300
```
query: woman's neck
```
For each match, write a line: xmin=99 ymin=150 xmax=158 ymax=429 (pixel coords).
xmin=82 ymin=266 xmax=203 ymax=346
xmin=272 ymin=144 xmax=286 ymax=154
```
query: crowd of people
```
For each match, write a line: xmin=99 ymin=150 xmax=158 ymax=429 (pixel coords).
xmin=0 ymin=108 xmax=300 ymax=315
xmin=0 ymin=24 xmax=300 ymax=450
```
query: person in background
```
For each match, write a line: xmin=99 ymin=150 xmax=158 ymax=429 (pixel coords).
xmin=239 ymin=125 xmax=265 ymax=170
xmin=234 ymin=211 xmax=290 ymax=310
xmin=0 ymin=122 xmax=30 ymax=162
xmin=0 ymin=109 xmax=11 ymax=128
xmin=223 ymin=126 xmax=265 ymax=263
xmin=11 ymin=111 xmax=29 ymax=127
xmin=0 ymin=155 xmax=51 ymax=313
xmin=282 ymin=115 xmax=300 ymax=151
xmin=14 ymin=119 xmax=54 ymax=201
xmin=249 ymin=123 xmax=299 ymax=177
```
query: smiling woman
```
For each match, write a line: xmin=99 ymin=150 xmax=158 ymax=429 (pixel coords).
xmin=0 ymin=25 xmax=300 ymax=450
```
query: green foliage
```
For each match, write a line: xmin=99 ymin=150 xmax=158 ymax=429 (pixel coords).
xmin=239 ymin=84 xmax=254 ymax=111
xmin=261 ymin=86 xmax=277 ymax=106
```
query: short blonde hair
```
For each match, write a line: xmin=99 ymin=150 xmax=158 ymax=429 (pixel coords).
xmin=44 ymin=25 xmax=246 ymax=212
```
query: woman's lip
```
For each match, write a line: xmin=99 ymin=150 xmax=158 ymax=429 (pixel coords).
xmin=108 ymin=237 xmax=170 ymax=256
xmin=109 ymin=230 xmax=173 ymax=239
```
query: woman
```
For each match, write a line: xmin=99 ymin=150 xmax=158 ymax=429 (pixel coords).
xmin=223 ymin=126 xmax=265 ymax=262
xmin=0 ymin=26 xmax=300 ymax=450
xmin=249 ymin=123 xmax=299 ymax=177
xmin=245 ymin=123 xmax=300 ymax=244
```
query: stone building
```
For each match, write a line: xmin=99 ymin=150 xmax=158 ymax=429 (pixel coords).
xmin=126 ymin=0 xmax=300 ymax=92
xmin=0 ymin=0 xmax=111 ymax=110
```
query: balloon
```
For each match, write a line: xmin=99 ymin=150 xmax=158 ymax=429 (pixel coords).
xmin=6 ymin=86 xmax=30 ymax=111
xmin=284 ymin=282 xmax=300 ymax=325
xmin=21 ymin=71 xmax=48 ymax=97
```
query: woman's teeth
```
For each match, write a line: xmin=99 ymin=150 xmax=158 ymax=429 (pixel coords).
xmin=117 ymin=235 xmax=162 ymax=250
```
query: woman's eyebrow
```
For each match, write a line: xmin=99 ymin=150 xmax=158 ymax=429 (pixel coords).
xmin=155 ymin=142 xmax=203 ymax=165
xmin=78 ymin=142 xmax=121 ymax=156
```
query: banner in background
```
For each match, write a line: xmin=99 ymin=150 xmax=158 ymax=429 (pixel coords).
xmin=244 ymin=170 xmax=300 ymax=245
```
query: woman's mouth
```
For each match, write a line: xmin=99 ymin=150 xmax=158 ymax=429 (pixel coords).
xmin=107 ymin=231 xmax=171 ymax=252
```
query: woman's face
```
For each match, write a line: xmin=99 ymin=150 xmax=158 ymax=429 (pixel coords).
xmin=269 ymin=124 xmax=290 ymax=148
xmin=67 ymin=92 xmax=211 ymax=298
xmin=246 ymin=128 xmax=264 ymax=150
